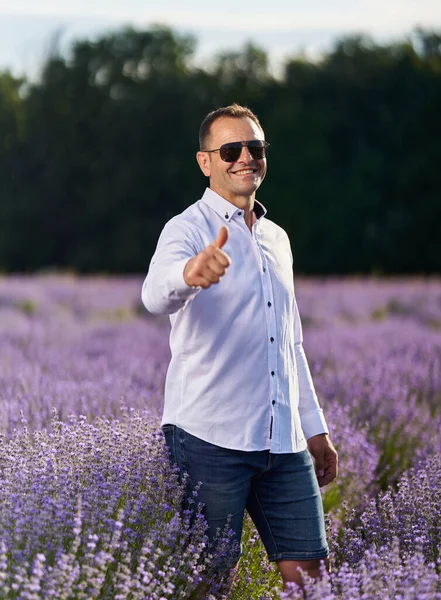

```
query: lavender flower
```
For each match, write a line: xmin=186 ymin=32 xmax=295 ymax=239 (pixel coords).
xmin=1 ymin=275 xmax=441 ymax=598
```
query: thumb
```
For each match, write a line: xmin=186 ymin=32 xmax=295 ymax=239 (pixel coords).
xmin=214 ymin=226 xmax=229 ymax=249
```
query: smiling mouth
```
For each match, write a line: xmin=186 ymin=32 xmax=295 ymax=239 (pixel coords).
xmin=232 ymin=168 xmax=257 ymax=176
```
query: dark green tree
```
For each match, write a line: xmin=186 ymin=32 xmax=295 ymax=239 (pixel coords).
xmin=0 ymin=27 xmax=440 ymax=274
xmin=0 ymin=72 xmax=26 ymax=270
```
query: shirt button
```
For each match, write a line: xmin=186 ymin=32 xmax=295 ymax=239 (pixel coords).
xmin=225 ymin=212 xmax=229 ymax=219
xmin=263 ymin=267 xmax=266 ymax=273
xmin=270 ymin=337 xmax=274 ymax=343
xmin=272 ymin=400 xmax=276 ymax=405
xmin=271 ymin=371 xmax=275 ymax=376
xmin=238 ymin=211 xmax=242 ymax=216
xmin=267 ymin=301 xmax=271 ymax=307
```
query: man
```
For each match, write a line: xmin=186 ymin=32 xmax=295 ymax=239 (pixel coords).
xmin=142 ymin=103 xmax=338 ymax=592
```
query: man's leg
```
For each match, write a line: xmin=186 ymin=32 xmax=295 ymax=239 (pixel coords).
xmin=188 ymin=562 xmax=239 ymax=600
xmin=246 ymin=449 xmax=329 ymax=591
xmin=162 ymin=425 xmax=260 ymax=595
xmin=277 ymin=557 xmax=329 ymax=589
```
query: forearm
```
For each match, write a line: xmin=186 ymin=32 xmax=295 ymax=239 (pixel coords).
xmin=141 ymin=221 xmax=202 ymax=315
xmin=295 ymin=341 xmax=329 ymax=440
xmin=142 ymin=256 xmax=200 ymax=315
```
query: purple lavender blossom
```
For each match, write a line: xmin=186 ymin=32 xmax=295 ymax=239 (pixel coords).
xmin=1 ymin=275 xmax=441 ymax=597
xmin=0 ymin=410 xmax=235 ymax=597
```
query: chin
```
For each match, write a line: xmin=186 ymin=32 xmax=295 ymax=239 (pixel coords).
xmin=242 ymin=184 xmax=260 ymax=195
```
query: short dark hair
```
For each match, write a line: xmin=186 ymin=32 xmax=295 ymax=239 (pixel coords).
xmin=199 ymin=103 xmax=263 ymax=150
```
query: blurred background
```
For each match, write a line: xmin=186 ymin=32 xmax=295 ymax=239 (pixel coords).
xmin=1 ymin=0 xmax=440 ymax=275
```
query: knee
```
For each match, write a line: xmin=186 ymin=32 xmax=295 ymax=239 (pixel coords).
xmin=278 ymin=557 xmax=328 ymax=587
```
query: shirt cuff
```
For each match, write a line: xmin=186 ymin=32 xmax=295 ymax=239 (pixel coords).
xmin=166 ymin=258 xmax=202 ymax=305
xmin=300 ymin=408 xmax=329 ymax=441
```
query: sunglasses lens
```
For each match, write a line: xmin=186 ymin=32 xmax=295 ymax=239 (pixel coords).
xmin=219 ymin=144 xmax=242 ymax=162
xmin=248 ymin=141 xmax=267 ymax=160
xmin=218 ymin=141 xmax=269 ymax=162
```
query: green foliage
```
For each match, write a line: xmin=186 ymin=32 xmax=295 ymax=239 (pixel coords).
xmin=231 ymin=513 xmax=282 ymax=599
xmin=0 ymin=27 xmax=440 ymax=273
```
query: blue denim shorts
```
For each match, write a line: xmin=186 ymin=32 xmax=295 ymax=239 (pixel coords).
xmin=162 ymin=425 xmax=329 ymax=568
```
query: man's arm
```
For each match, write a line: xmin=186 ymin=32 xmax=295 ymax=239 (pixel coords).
xmin=294 ymin=298 xmax=338 ymax=486
xmin=307 ymin=433 xmax=338 ymax=488
xmin=142 ymin=221 xmax=230 ymax=315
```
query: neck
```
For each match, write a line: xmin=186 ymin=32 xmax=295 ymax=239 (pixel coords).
xmin=243 ymin=204 xmax=256 ymax=232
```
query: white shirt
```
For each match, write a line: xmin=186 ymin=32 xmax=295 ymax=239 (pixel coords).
xmin=142 ymin=188 xmax=328 ymax=453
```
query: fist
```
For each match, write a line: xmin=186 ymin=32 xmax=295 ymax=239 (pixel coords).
xmin=184 ymin=226 xmax=231 ymax=289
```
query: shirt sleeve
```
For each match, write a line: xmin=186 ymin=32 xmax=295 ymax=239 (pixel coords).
xmin=294 ymin=297 xmax=329 ymax=439
xmin=141 ymin=218 xmax=203 ymax=315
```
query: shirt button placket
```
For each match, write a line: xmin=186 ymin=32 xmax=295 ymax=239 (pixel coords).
xmin=254 ymin=228 xmax=278 ymax=447
xmin=261 ymin=255 xmax=278 ymax=446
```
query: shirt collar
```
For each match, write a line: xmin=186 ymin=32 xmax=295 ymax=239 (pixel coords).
xmin=201 ymin=188 xmax=267 ymax=223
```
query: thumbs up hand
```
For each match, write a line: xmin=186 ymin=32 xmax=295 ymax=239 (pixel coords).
xmin=184 ymin=226 xmax=231 ymax=289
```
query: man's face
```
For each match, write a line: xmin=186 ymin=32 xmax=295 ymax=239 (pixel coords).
xmin=197 ymin=116 xmax=267 ymax=208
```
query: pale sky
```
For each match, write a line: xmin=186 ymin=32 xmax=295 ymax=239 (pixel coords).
xmin=1 ymin=0 xmax=441 ymax=78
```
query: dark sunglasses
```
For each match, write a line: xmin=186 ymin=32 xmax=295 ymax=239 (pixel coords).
xmin=203 ymin=140 xmax=270 ymax=162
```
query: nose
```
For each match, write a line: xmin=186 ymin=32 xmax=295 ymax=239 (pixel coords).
xmin=237 ymin=144 xmax=253 ymax=162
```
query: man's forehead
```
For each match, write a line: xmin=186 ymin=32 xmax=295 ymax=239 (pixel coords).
xmin=209 ymin=116 xmax=264 ymax=142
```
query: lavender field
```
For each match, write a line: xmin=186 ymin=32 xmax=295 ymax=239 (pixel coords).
xmin=1 ymin=274 xmax=441 ymax=599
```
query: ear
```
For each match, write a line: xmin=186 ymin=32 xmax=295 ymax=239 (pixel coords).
xmin=196 ymin=151 xmax=211 ymax=177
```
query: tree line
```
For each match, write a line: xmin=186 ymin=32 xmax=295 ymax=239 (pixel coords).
xmin=1 ymin=26 xmax=440 ymax=274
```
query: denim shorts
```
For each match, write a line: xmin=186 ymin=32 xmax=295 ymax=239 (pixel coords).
xmin=162 ymin=425 xmax=329 ymax=569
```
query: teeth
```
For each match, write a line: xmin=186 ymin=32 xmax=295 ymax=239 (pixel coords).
xmin=234 ymin=169 xmax=254 ymax=175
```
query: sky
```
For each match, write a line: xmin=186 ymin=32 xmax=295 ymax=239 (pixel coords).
xmin=1 ymin=0 xmax=441 ymax=78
